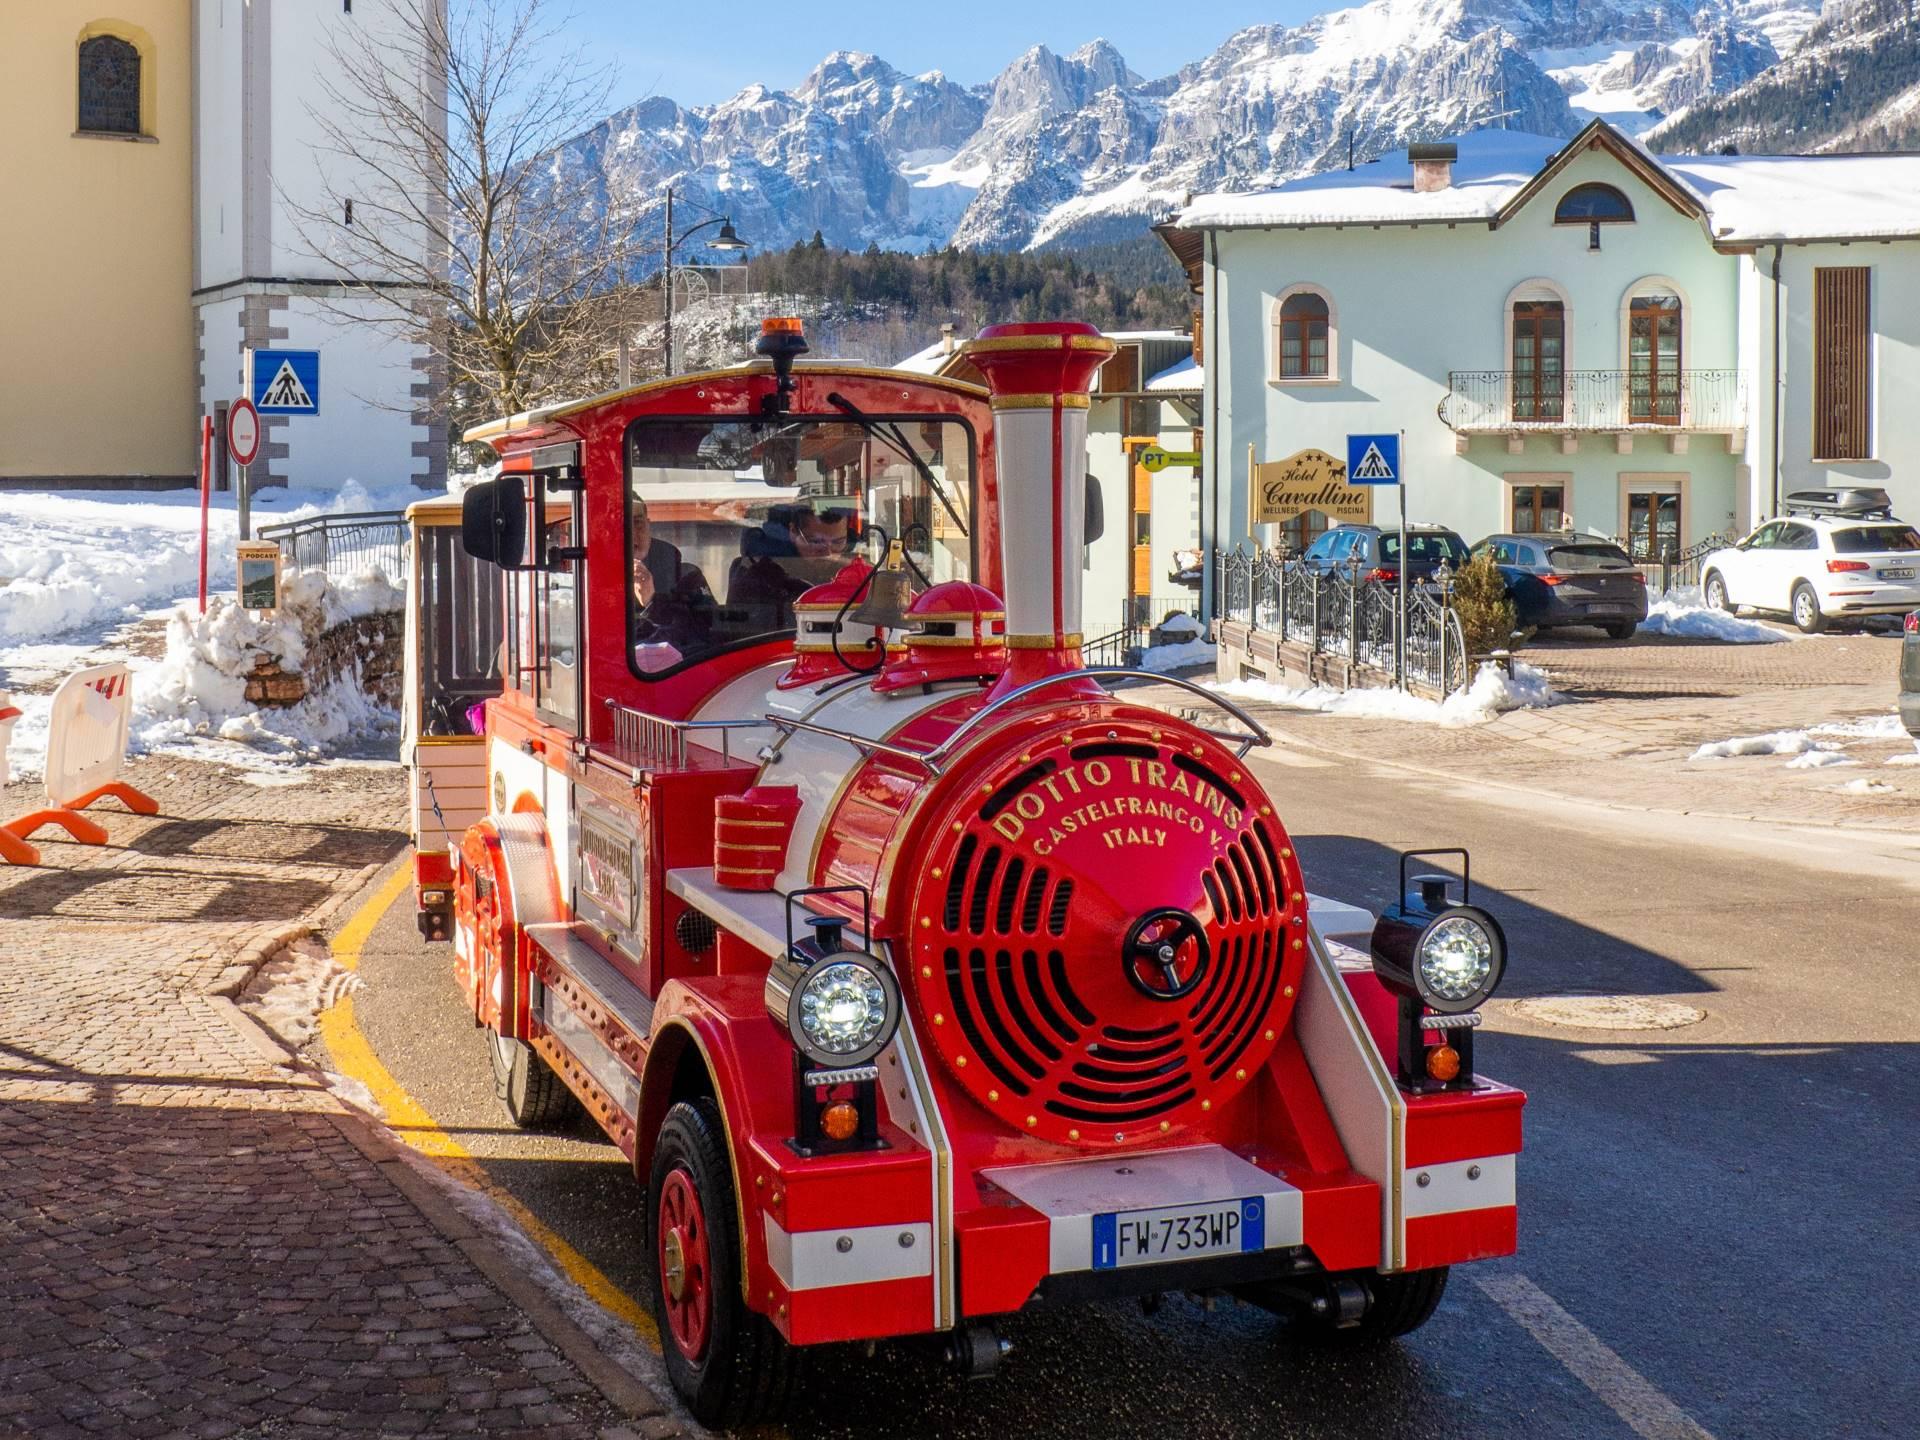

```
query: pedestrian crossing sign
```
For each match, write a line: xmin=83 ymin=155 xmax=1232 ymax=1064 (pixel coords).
xmin=1346 ymin=432 xmax=1399 ymax=484
xmin=251 ymin=350 xmax=321 ymax=415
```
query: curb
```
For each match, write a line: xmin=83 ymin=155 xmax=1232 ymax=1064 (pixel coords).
xmin=325 ymin=1110 xmax=682 ymax=1431
xmin=193 ymin=853 xmax=692 ymax=1434
xmin=205 ymin=859 xmax=386 ymax=998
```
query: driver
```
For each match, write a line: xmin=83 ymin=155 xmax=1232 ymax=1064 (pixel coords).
xmin=631 ymin=498 xmax=714 ymax=671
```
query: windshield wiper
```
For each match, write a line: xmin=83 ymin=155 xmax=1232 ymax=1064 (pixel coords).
xmin=825 ymin=392 xmax=969 ymax=540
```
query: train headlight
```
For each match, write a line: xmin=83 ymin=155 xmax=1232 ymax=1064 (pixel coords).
xmin=766 ymin=943 xmax=901 ymax=1067
xmin=796 ymin=960 xmax=893 ymax=1059
xmin=1416 ymin=911 xmax=1502 ymax=1010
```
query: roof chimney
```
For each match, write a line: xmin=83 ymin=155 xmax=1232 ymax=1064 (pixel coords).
xmin=958 ymin=322 xmax=1114 ymax=694
xmin=940 ymin=321 xmax=956 ymax=354
xmin=1409 ymin=142 xmax=1458 ymax=193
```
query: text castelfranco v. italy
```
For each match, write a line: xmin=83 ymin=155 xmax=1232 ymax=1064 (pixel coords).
xmin=990 ymin=757 xmax=1244 ymax=857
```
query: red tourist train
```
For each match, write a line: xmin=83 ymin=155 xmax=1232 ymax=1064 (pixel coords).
xmin=411 ymin=320 xmax=1525 ymax=1426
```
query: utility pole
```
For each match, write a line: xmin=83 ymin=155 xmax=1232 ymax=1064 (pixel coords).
xmin=661 ymin=186 xmax=675 ymax=377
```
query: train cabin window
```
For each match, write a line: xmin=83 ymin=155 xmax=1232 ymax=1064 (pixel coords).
xmin=624 ymin=415 xmax=976 ymax=679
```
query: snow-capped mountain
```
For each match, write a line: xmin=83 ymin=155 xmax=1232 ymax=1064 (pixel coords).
xmin=562 ymin=0 xmax=1823 ymax=255
xmin=1646 ymin=0 xmax=1920 ymax=153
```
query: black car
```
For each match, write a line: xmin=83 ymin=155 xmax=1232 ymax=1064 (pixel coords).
xmin=1473 ymin=533 xmax=1649 ymax=640
xmin=1295 ymin=524 xmax=1471 ymax=582
xmin=1901 ymin=610 xmax=1920 ymax=739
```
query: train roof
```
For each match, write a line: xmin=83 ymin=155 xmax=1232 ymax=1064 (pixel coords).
xmin=461 ymin=359 xmax=990 ymax=448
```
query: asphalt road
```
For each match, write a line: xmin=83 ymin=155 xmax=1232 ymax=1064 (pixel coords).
xmin=330 ymin=725 xmax=1920 ymax=1440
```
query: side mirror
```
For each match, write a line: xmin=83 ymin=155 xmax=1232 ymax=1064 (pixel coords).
xmin=461 ymin=476 xmax=528 ymax=568
xmin=1084 ymin=472 xmax=1105 ymax=545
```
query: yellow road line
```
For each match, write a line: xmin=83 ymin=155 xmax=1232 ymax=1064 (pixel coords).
xmin=322 ymin=862 xmax=660 ymax=1345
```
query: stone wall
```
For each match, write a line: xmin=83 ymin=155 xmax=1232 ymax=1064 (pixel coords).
xmin=244 ymin=611 xmax=404 ymax=710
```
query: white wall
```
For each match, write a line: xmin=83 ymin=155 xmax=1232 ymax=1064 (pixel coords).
xmin=275 ymin=294 xmax=428 ymax=490
xmin=194 ymin=0 xmax=244 ymax=287
xmin=269 ymin=0 xmax=434 ymax=280
xmin=1771 ymin=242 xmax=1920 ymax=521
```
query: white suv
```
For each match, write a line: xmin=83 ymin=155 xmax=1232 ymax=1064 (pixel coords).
xmin=1700 ymin=490 xmax=1920 ymax=634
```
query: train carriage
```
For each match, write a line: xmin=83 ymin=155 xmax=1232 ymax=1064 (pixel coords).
xmin=422 ymin=319 xmax=1526 ymax=1426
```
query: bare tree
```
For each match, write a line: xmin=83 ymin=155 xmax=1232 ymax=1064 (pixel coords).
xmin=289 ymin=0 xmax=641 ymax=443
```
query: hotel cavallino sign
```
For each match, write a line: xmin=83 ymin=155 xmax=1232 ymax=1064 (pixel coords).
xmin=1249 ymin=448 xmax=1373 ymax=528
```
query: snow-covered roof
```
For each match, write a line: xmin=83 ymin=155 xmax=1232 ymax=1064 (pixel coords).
xmin=1174 ymin=125 xmax=1920 ymax=246
xmin=1178 ymin=131 xmax=1559 ymax=230
xmin=1663 ymin=153 xmax=1920 ymax=244
xmin=896 ymin=340 xmax=956 ymax=374
xmin=1145 ymin=355 xmax=1202 ymax=393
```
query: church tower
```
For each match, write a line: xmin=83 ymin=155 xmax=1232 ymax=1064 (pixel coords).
xmin=0 ymin=2 xmax=445 ymax=492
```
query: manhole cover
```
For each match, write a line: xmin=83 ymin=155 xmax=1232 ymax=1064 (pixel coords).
xmin=1500 ymin=995 xmax=1706 ymax=1031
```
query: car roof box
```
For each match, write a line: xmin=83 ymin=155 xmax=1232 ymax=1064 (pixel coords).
xmin=1783 ymin=487 xmax=1895 ymax=519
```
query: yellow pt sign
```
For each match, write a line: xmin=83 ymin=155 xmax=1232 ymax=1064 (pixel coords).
xmin=1139 ymin=445 xmax=1201 ymax=473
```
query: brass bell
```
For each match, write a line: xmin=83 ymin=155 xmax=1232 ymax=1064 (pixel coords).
xmin=851 ymin=539 xmax=917 ymax=631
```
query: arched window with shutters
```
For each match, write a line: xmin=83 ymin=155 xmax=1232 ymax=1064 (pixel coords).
xmin=78 ymin=32 xmax=143 ymax=136
xmin=1271 ymin=285 xmax=1336 ymax=382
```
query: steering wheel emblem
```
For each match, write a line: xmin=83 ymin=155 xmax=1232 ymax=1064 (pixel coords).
xmin=1122 ymin=909 xmax=1211 ymax=1002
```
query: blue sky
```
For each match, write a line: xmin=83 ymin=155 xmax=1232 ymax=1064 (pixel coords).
xmin=569 ymin=1 xmax=1326 ymax=109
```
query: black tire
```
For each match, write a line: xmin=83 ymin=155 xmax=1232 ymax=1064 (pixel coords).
xmin=489 ymin=1030 xmax=580 ymax=1129
xmin=646 ymin=1098 xmax=797 ymax=1428
xmin=1604 ymin=620 xmax=1637 ymax=641
xmin=1791 ymin=582 xmax=1827 ymax=634
xmin=1703 ymin=571 xmax=1731 ymax=612
xmin=1293 ymin=1267 xmax=1450 ymax=1347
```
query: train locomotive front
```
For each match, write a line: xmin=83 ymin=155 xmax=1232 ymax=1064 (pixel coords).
xmin=440 ymin=321 xmax=1525 ymax=1428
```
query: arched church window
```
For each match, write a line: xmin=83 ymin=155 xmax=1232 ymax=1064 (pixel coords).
xmin=78 ymin=34 xmax=142 ymax=136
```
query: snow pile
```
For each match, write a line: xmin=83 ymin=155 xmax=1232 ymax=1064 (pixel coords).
xmin=1136 ymin=637 xmax=1216 ymax=674
xmin=1640 ymin=588 xmax=1790 ymax=643
xmin=1692 ymin=712 xmax=1909 ymax=769
xmin=133 ymin=565 xmax=403 ymax=766
xmin=0 ymin=491 xmax=225 ymax=646
xmin=1214 ymin=660 xmax=1561 ymax=727
xmin=1843 ymin=778 xmax=1895 ymax=793
xmin=238 ymin=936 xmax=363 ymax=1053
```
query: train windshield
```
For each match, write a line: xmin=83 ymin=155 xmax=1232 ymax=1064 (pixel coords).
xmin=624 ymin=415 xmax=975 ymax=677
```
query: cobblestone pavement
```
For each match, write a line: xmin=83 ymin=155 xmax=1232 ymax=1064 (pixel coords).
xmin=0 ymin=757 xmax=669 ymax=1440
xmin=1191 ymin=626 xmax=1919 ymax=831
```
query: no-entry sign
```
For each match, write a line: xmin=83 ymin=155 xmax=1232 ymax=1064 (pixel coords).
xmin=227 ymin=397 xmax=261 ymax=468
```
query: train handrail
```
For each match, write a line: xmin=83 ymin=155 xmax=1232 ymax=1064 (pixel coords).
xmin=603 ymin=699 xmax=769 ymax=769
xmin=759 ymin=715 xmax=949 ymax=775
xmin=925 ymin=669 xmax=1271 ymax=763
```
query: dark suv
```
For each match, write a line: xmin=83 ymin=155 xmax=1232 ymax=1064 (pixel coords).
xmin=1296 ymin=524 xmax=1471 ymax=582
xmin=1473 ymin=533 xmax=1649 ymax=640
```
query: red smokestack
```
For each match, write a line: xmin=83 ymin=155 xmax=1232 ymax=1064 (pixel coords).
xmin=959 ymin=322 xmax=1113 ymax=695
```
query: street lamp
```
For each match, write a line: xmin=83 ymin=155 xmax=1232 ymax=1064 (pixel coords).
xmin=661 ymin=186 xmax=749 ymax=376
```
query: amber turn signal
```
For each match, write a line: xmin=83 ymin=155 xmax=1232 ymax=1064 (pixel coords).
xmin=1425 ymin=1044 xmax=1462 ymax=1083
xmin=820 ymin=1101 xmax=860 ymax=1142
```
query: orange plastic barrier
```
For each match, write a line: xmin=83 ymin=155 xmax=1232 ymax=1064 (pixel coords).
xmin=1 ymin=664 xmax=157 ymax=866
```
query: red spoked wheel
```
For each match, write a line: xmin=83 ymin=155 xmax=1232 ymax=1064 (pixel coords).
xmin=645 ymin=1098 xmax=798 ymax=1427
xmin=656 ymin=1169 xmax=712 ymax=1362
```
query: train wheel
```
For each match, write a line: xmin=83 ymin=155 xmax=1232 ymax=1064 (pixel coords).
xmin=1290 ymin=1266 xmax=1450 ymax=1347
xmin=489 ymin=1031 xmax=579 ymax=1129
xmin=646 ymin=1098 xmax=797 ymax=1428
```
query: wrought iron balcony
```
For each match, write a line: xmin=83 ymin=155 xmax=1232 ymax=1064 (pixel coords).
xmin=1439 ymin=369 xmax=1747 ymax=433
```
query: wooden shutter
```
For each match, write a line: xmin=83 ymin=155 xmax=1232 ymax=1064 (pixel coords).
xmin=1100 ymin=345 xmax=1139 ymax=394
xmin=1814 ymin=267 xmax=1872 ymax=460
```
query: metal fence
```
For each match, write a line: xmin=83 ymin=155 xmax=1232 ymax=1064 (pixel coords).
xmin=1083 ymin=598 xmax=1206 ymax=669
xmin=1215 ymin=548 xmax=1469 ymax=696
xmin=1439 ymin=369 xmax=1747 ymax=434
xmin=1626 ymin=532 xmax=1732 ymax=593
xmin=257 ymin=510 xmax=409 ymax=584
